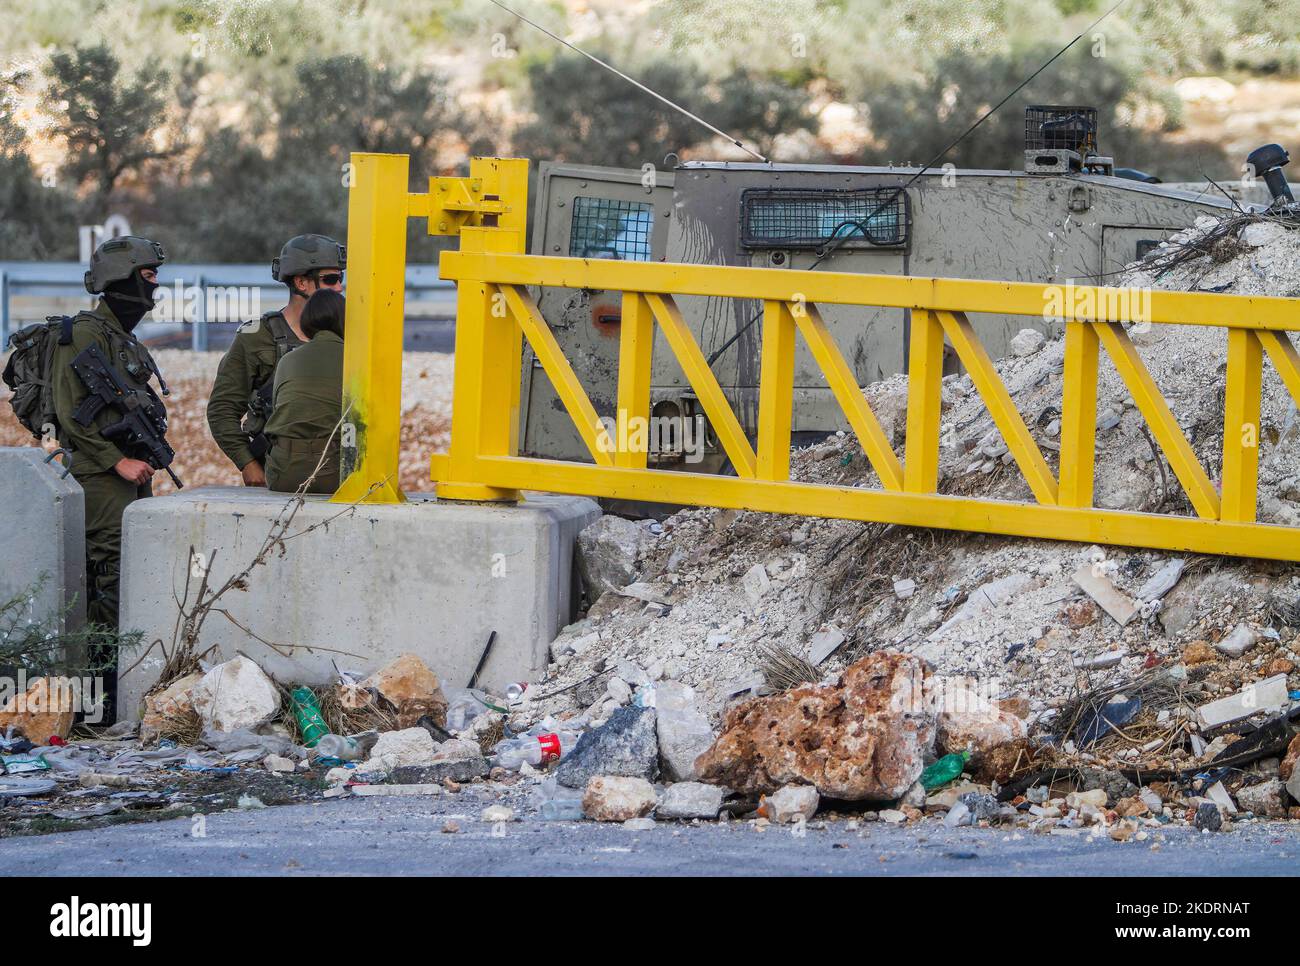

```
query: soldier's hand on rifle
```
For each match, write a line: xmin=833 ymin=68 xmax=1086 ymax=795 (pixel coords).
xmin=240 ymin=459 xmax=267 ymax=487
xmin=114 ymin=457 xmax=155 ymax=485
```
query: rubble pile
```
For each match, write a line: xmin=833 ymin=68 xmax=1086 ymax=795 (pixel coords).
xmin=501 ymin=212 xmax=1300 ymax=832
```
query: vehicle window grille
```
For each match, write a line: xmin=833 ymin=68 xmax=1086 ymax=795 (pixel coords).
xmin=569 ymin=198 xmax=654 ymax=261
xmin=739 ymin=188 xmax=910 ymax=250
xmin=1025 ymin=105 xmax=1098 ymax=154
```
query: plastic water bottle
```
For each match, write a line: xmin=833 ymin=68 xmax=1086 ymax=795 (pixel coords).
xmin=314 ymin=732 xmax=377 ymax=762
xmin=536 ymin=777 xmax=585 ymax=820
xmin=505 ymin=682 xmax=528 ymax=702
xmin=446 ymin=689 xmax=495 ymax=731
xmin=492 ymin=731 xmax=578 ymax=770
xmin=541 ymin=797 xmax=585 ymax=821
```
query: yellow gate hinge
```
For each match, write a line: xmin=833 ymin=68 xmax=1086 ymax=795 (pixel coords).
xmin=409 ymin=157 xmax=529 ymax=238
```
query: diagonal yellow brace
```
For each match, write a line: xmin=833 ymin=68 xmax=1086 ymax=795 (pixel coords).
xmin=501 ymin=284 xmax=615 ymax=467
xmin=1222 ymin=328 xmax=1263 ymax=523
xmin=1059 ymin=321 xmax=1100 ymax=508
xmin=938 ymin=311 xmax=1058 ymax=505
xmin=794 ymin=302 xmax=904 ymax=490
xmin=756 ymin=300 xmax=795 ymax=481
xmin=615 ymin=292 xmax=654 ymax=469
xmin=1258 ymin=330 xmax=1300 ymax=410
xmin=1093 ymin=320 xmax=1220 ymax=520
xmin=645 ymin=292 xmax=757 ymax=478
xmin=904 ymin=308 xmax=944 ymax=493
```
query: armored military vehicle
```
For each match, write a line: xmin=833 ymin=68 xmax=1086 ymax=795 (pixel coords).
xmin=520 ymin=106 xmax=1287 ymax=474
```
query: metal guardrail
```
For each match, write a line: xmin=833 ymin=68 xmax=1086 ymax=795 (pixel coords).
xmin=0 ymin=262 xmax=453 ymax=351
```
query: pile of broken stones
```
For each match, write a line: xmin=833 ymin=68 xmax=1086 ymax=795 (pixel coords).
xmin=3 ymin=600 xmax=1300 ymax=837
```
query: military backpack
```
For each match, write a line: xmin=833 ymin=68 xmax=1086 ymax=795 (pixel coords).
xmin=2 ymin=315 xmax=77 ymax=440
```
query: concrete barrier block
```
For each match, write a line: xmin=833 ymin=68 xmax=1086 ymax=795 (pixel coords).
xmin=0 ymin=447 xmax=84 ymax=633
xmin=117 ymin=487 xmax=599 ymax=720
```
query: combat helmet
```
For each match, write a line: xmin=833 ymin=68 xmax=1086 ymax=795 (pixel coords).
xmin=83 ymin=235 xmax=167 ymax=295
xmin=271 ymin=234 xmax=346 ymax=282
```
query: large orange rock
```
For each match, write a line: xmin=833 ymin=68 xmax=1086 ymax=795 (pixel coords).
xmin=934 ymin=679 xmax=1028 ymax=758
xmin=696 ymin=651 xmax=935 ymax=800
xmin=361 ymin=654 xmax=448 ymax=729
xmin=0 ymin=676 xmax=76 ymax=741
xmin=1281 ymin=733 xmax=1300 ymax=782
xmin=140 ymin=671 xmax=204 ymax=743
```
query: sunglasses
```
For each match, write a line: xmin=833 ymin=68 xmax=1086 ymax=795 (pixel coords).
xmin=315 ymin=272 xmax=344 ymax=286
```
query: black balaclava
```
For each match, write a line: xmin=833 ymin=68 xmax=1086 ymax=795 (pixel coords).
xmin=103 ymin=268 xmax=161 ymax=332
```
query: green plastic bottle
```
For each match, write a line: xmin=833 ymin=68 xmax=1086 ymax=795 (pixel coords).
xmin=920 ymin=749 xmax=970 ymax=791
xmin=290 ymin=687 xmax=329 ymax=748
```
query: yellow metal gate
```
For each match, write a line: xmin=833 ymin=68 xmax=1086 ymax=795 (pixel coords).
xmin=335 ymin=152 xmax=1300 ymax=563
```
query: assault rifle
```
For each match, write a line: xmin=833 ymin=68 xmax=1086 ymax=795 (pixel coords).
xmin=70 ymin=344 xmax=183 ymax=488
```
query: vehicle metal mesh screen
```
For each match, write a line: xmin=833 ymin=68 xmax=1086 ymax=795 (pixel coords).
xmin=569 ymin=197 xmax=654 ymax=261
xmin=1025 ymin=105 xmax=1098 ymax=154
xmin=739 ymin=187 xmax=910 ymax=250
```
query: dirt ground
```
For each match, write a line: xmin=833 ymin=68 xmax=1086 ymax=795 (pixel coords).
xmin=0 ymin=349 xmax=453 ymax=495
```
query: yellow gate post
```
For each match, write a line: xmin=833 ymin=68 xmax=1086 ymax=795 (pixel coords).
xmin=333 ymin=152 xmax=410 ymax=505
xmin=426 ymin=157 xmax=530 ymax=501
xmin=333 ymin=153 xmax=529 ymax=505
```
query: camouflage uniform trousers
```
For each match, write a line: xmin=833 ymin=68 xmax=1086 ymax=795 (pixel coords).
xmin=81 ymin=470 xmax=152 ymax=628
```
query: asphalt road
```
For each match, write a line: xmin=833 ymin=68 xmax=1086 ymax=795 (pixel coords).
xmin=2 ymin=787 xmax=1299 ymax=876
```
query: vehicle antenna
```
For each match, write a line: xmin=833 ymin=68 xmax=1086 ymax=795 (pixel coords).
xmin=487 ymin=0 xmax=769 ymax=163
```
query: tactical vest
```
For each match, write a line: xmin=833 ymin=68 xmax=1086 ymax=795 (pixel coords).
xmin=244 ymin=310 xmax=300 ymax=455
xmin=3 ymin=310 xmax=160 ymax=440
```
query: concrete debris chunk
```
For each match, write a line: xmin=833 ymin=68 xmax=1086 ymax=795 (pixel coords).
xmin=1066 ymin=788 xmax=1108 ymax=810
xmin=1071 ymin=564 xmax=1138 ymax=626
xmin=432 ymin=738 xmax=485 ymax=762
xmin=554 ymin=705 xmax=658 ymax=789
xmin=696 ymin=651 xmax=935 ymax=801
xmin=350 ymin=783 xmax=442 ymax=797
xmin=654 ymin=682 xmax=714 ymax=782
xmin=190 ymin=656 xmax=281 ymax=734
xmin=481 ymin=804 xmax=514 ymax=822
xmin=1214 ymin=623 xmax=1261 ymax=658
xmin=1235 ymin=779 xmax=1287 ymax=818
xmin=1196 ymin=674 xmax=1289 ymax=730
xmin=741 ymin=563 xmax=771 ymax=603
xmin=576 ymin=515 xmax=652 ymax=598
xmin=807 ymin=627 xmax=846 ymax=666
xmin=1073 ymin=649 xmax=1126 ymax=670
xmin=928 ymin=574 xmax=1038 ymax=641
xmin=657 ymin=781 xmax=724 ymax=819
xmin=1010 ymin=328 xmax=1046 ymax=357
xmin=389 ymin=758 xmax=489 ymax=785
xmin=1136 ymin=558 xmax=1185 ymax=602
xmin=1205 ymin=781 xmax=1238 ymax=815
xmin=762 ymin=784 xmax=819 ymax=823
xmin=366 ymin=727 xmax=439 ymax=771
xmin=582 ymin=775 xmax=656 ymax=821
xmin=723 ymin=670 xmax=765 ymax=699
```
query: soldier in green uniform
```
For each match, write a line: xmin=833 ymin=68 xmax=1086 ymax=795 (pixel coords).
xmin=264 ymin=289 xmax=346 ymax=494
xmin=205 ymin=234 xmax=345 ymax=485
xmin=51 ymin=235 xmax=169 ymax=633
